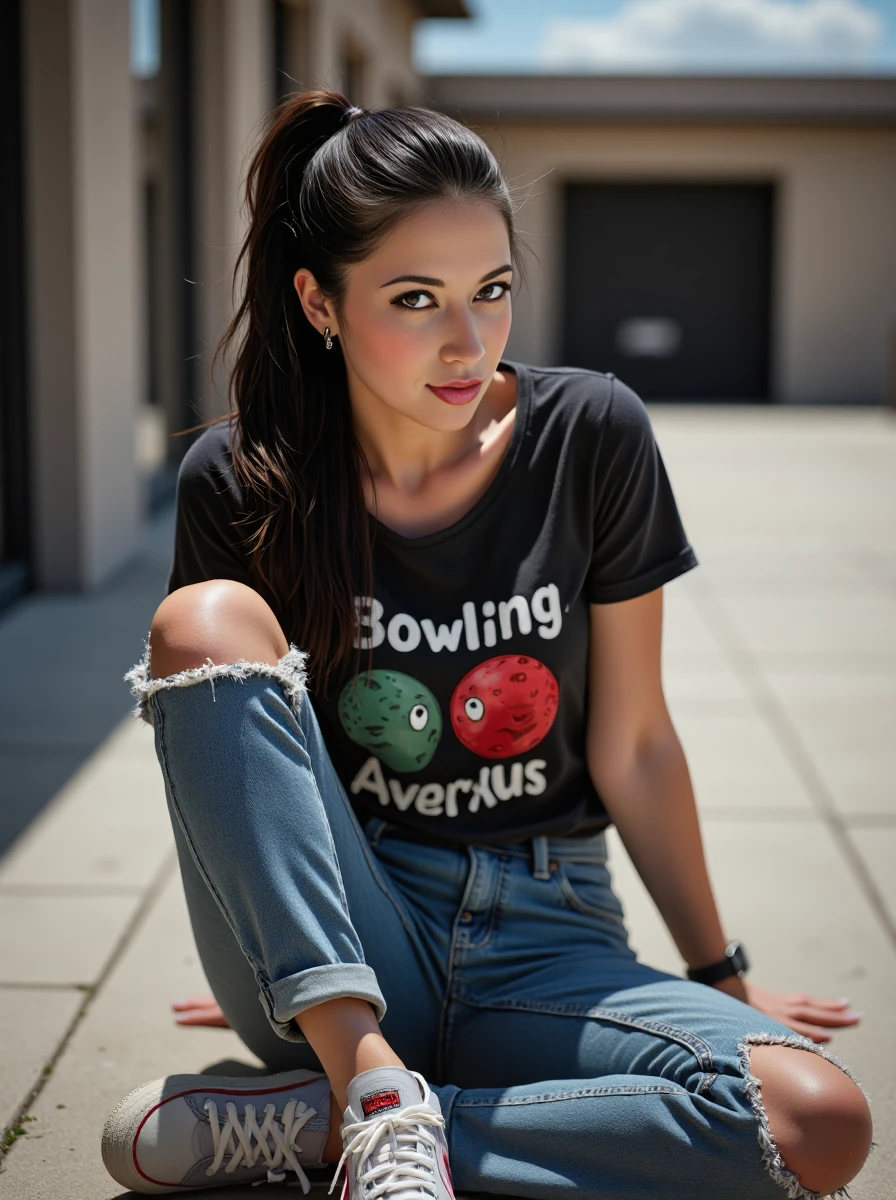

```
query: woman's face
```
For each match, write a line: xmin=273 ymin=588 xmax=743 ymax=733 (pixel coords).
xmin=296 ymin=199 xmax=514 ymax=434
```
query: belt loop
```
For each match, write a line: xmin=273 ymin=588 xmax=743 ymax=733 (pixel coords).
xmin=532 ymin=836 xmax=551 ymax=881
xmin=364 ymin=817 xmax=388 ymax=847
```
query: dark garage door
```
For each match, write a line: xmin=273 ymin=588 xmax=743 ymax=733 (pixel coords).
xmin=563 ymin=182 xmax=774 ymax=401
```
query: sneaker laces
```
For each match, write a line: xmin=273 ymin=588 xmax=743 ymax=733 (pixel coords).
xmin=203 ymin=1096 xmax=318 ymax=1191
xmin=330 ymin=1101 xmax=446 ymax=1200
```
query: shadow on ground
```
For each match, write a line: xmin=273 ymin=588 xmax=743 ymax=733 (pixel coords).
xmin=0 ymin=506 xmax=174 ymax=856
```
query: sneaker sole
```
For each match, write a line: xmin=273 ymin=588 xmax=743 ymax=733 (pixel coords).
xmin=102 ymin=1069 xmax=326 ymax=1194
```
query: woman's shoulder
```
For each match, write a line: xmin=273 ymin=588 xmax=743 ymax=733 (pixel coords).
xmin=513 ymin=361 xmax=650 ymax=440
xmin=176 ymin=415 xmax=247 ymax=515
xmin=168 ymin=415 xmax=256 ymax=593
xmin=179 ymin=414 xmax=238 ymax=479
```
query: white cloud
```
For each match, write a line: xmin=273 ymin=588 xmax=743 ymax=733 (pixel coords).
xmin=540 ymin=0 xmax=884 ymax=70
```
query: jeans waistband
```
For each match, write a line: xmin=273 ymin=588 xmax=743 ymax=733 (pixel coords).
xmin=500 ymin=834 xmax=609 ymax=879
xmin=365 ymin=819 xmax=610 ymax=879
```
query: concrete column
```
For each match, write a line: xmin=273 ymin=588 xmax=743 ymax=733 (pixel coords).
xmin=193 ymin=0 xmax=274 ymax=419
xmin=22 ymin=0 xmax=141 ymax=588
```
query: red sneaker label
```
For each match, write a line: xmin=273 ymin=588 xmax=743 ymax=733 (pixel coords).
xmin=439 ymin=1149 xmax=455 ymax=1198
xmin=360 ymin=1088 xmax=402 ymax=1118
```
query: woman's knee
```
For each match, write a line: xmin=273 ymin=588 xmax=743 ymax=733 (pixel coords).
xmin=149 ymin=580 xmax=289 ymax=679
xmin=748 ymin=1042 xmax=873 ymax=1197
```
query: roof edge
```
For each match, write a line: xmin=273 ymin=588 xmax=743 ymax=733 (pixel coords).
xmin=422 ymin=72 xmax=896 ymax=125
xmin=414 ymin=0 xmax=471 ymax=17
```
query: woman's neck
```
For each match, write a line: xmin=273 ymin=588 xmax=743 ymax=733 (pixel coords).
xmin=349 ymin=369 xmax=513 ymax=489
xmin=350 ymin=368 xmax=519 ymax=538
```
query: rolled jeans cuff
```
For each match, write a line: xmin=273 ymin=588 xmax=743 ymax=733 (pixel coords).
xmin=263 ymin=962 xmax=387 ymax=1042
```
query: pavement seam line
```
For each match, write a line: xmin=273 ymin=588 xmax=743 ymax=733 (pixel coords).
xmin=0 ymin=848 xmax=178 ymax=1169
xmin=0 ymin=883 xmax=146 ymax=896
xmin=688 ymin=576 xmax=896 ymax=952
xmin=0 ymin=982 xmax=100 ymax=992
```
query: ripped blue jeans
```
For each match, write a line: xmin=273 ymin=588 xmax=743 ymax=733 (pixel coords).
xmin=127 ymin=642 xmax=870 ymax=1200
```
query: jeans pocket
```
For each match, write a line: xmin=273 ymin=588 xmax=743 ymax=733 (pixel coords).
xmin=557 ymin=861 xmax=627 ymax=924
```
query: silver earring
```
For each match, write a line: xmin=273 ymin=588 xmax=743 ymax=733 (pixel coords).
xmin=323 ymin=327 xmax=333 ymax=350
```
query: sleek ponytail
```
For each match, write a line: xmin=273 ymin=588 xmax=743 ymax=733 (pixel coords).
xmin=204 ymin=89 xmax=520 ymax=690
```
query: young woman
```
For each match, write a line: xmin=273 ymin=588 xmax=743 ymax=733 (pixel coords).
xmin=103 ymin=92 xmax=873 ymax=1199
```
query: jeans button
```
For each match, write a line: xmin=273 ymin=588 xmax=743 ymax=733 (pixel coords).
xmin=461 ymin=911 xmax=473 ymax=923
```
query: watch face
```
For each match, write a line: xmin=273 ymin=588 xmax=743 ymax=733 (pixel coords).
xmin=728 ymin=943 xmax=748 ymax=974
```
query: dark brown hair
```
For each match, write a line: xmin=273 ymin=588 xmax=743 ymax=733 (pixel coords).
xmin=197 ymin=90 xmax=520 ymax=689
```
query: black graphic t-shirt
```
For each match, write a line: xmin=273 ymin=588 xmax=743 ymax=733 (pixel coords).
xmin=167 ymin=362 xmax=697 ymax=845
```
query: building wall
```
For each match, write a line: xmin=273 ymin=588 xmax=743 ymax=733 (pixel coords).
xmin=474 ymin=122 xmax=896 ymax=404
xmin=292 ymin=0 xmax=420 ymax=108
xmin=192 ymin=0 xmax=275 ymax=418
xmin=22 ymin=0 xmax=140 ymax=587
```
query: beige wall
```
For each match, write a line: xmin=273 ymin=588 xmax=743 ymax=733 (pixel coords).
xmin=23 ymin=0 xmax=140 ymax=587
xmin=193 ymin=0 xmax=275 ymax=418
xmin=474 ymin=122 xmax=896 ymax=404
xmin=288 ymin=0 xmax=420 ymax=108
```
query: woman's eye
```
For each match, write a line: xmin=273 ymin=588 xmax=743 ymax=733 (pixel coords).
xmin=477 ymin=282 xmax=511 ymax=302
xmin=393 ymin=291 xmax=435 ymax=310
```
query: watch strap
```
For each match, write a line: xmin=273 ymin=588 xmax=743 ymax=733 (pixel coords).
xmin=686 ymin=941 xmax=749 ymax=985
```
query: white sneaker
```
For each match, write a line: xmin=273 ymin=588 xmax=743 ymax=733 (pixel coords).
xmin=332 ymin=1067 xmax=455 ymax=1200
xmin=101 ymin=1069 xmax=331 ymax=1193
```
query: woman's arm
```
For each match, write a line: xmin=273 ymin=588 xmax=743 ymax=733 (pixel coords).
xmin=585 ymin=588 xmax=745 ymax=999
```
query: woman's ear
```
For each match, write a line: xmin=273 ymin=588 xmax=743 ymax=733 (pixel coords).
xmin=293 ymin=268 xmax=339 ymax=337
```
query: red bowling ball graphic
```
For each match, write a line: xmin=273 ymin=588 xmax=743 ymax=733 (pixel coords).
xmin=450 ymin=655 xmax=559 ymax=758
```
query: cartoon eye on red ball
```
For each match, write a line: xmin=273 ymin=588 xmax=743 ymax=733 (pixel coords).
xmin=450 ymin=655 xmax=559 ymax=758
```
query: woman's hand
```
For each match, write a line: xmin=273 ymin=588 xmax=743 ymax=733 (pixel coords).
xmin=712 ymin=976 xmax=862 ymax=1044
xmin=171 ymin=994 xmax=230 ymax=1027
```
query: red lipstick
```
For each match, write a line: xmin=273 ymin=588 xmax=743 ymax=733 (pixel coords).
xmin=426 ymin=379 xmax=483 ymax=406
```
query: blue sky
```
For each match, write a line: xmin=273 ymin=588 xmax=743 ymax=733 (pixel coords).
xmin=414 ymin=0 xmax=896 ymax=73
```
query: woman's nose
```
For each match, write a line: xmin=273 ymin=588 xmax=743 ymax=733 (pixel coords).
xmin=441 ymin=312 xmax=485 ymax=366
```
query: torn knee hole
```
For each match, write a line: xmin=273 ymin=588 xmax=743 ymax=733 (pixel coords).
xmin=124 ymin=636 xmax=308 ymax=725
xmin=737 ymin=1032 xmax=874 ymax=1200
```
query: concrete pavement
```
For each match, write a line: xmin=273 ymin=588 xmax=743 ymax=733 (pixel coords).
xmin=1 ymin=404 xmax=894 ymax=1197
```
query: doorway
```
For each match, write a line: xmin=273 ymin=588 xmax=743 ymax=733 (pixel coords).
xmin=562 ymin=182 xmax=775 ymax=401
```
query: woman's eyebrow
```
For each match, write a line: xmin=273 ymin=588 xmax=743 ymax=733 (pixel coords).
xmin=379 ymin=263 xmax=513 ymax=289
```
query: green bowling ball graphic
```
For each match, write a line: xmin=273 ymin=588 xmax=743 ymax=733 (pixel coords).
xmin=338 ymin=670 xmax=442 ymax=773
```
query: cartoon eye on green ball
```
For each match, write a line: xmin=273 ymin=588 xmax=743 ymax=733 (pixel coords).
xmin=338 ymin=670 xmax=442 ymax=773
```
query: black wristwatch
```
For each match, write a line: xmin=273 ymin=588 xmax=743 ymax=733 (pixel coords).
xmin=686 ymin=941 xmax=750 ymax=986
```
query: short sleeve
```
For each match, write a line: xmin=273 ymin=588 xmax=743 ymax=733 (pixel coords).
xmin=586 ymin=377 xmax=698 ymax=604
xmin=167 ymin=421 xmax=255 ymax=595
